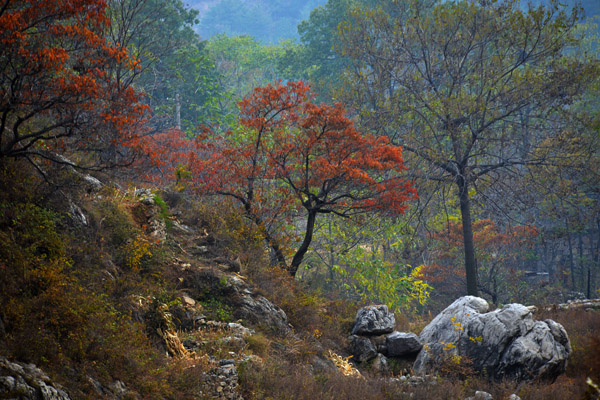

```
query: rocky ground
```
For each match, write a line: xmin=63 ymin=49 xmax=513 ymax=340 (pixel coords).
xmin=1 ymin=173 xmax=599 ymax=400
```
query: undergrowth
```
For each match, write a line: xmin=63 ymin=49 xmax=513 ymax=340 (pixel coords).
xmin=1 ymin=159 xmax=599 ymax=400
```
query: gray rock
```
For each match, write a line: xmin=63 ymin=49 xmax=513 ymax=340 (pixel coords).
xmin=235 ymin=293 xmax=289 ymax=334
xmin=184 ymin=267 xmax=289 ymax=335
xmin=0 ymin=357 xmax=71 ymax=400
xmin=371 ymin=353 xmax=390 ymax=375
xmin=68 ymin=200 xmax=88 ymax=226
xmin=88 ymin=376 xmax=107 ymax=396
xmin=108 ymin=380 xmax=128 ymax=398
xmin=414 ymin=296 xmax=571 ymax=382
xmin=349 ymin=335 xmax=378 ymax=363
xmin=370 ymin=335 xmax=388 ymax=355
xmin=171 ymin=220 xmax=195 ymax=234
xmin=465 ymin=391 xmax=493 ymax=400
xmin=310 ymin=356 xmax=337 ymax=375
xmin=386 ymin=331 xmax=422 ymax=357
xmin=351 ymin=305 xmax=395 ymax=335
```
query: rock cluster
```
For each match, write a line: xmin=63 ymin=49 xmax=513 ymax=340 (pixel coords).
xmin=550 ymin=298 xmax=600 ymax=311
xmin=414 ymin=296 xmax=572 ymax=382
xmin=0 ymin=356 xmax=71 ymax=400
xmin=200 ymin=360 xmax=243 ymax=400
xmin=348 ymin=305 xmax=422 ymax=371
xmin=183 ymin=267 xmax=290 ymax=335
xmin=464 ymin=391 xmax=521 ymax=400
xmin=349 ymin=297 xmax=572 ymax=384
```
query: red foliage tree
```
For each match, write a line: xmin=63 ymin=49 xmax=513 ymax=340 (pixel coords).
xmin=0 ymin=0 xmax=147 ymax=170
xmin=133 ymin=127 xmax=192 ymax=185
xmin=191 ymin=81 xmax=417 ymax=276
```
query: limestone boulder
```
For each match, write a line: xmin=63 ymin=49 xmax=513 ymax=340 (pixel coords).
xmin=414 ymin=296 xmax=571 ymax=382
xmin=351 ymin=305 xmax=395 ymax=336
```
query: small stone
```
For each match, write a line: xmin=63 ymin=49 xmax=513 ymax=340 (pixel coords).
xmin=181 ymin=295 xmax=196 ymax=307
xmin=465 ymin=391 xmax=494 ymax=400
xmin=192 ymin=245 xmax=208 ymax=255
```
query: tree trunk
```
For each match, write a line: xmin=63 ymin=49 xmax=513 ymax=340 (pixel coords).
xmin=245 ymin=205 xmax=287 ymax=268
xmin=457 ymin=176 xmax=478 ymax=296
xmin=175 ymin=93 xmax=181 ymax=130
xmin=579 ymin=233 xmax=585 ymax=295
xmin=289 ymin=210 xmax=318 ymax=277
xmin=566 ymin=228 xmax=576 ymax=290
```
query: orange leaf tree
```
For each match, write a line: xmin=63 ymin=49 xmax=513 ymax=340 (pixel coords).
xmin=191 ymin=81 xmax=417 ymax=277
xmin=0 ymin=0 xmax=147 ymax=170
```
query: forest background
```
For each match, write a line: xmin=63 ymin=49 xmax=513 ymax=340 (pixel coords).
xmin=183 ymin=0 xmax=600 ymax=311
xmin=2 ymin=0 xmax=600 ymax=398
xmin=2 ymin=0 xmax=600 ymax=314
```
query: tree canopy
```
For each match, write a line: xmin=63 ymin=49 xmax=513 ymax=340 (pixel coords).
xmin=339 ymin=0 xmax=599 ymax=295
xmin=189 ymin=81 xmax=417 ymax=276
xmin=0 ymin=0 xmax=147 ymax=169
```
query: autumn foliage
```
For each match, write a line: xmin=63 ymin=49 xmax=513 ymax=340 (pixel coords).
xmin=0 ymin=0 xmax=147 ymax=168
xmin=190 ymin=81 xmax=417 ymax=275
xmin=422 ymin=219 xmax=539 ymax=304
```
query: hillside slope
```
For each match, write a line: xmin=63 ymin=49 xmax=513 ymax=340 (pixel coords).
xmin=0 ymin=160 xmax=598 ymax=400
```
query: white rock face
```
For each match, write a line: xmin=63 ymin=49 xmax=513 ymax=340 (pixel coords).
xmin=414 ymin=296 xmax=571 ymax=382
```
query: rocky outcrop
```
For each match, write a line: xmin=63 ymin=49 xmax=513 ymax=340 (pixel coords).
xmin=0 ymin=356 xmax=71 ymax=400
xmin=225 ymin=274 xmax=290 ymax=334
xmin=414 ymin=296 xmax=571 ymax=382
xmin=87 ymin=377 xmax=134 ymax=399
xmin=348 ymin=305 xmax=421 ymax=372
xmin=183 ymin=267 xmax=290 ymax=335
xmin=351 ymin=305 xmax=395 ymax=335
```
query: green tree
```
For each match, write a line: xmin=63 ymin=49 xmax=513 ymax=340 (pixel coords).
xmin=107 ymin=0 xmax=224 ymax=130
xmin=206 ymin=34 xmax=296 ymax=118
xmin=340 ymin=0 xmax=598 ymax=296
xmin=302 ymin=214 xmax=430 ymax=312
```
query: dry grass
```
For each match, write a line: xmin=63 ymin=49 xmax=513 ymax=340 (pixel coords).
xmin=2 ymin=160 xmax=599 ymax=400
